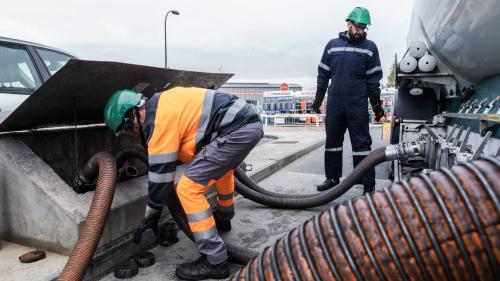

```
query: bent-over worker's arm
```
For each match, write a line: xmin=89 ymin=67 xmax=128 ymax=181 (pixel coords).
xmin=146 ymin=126 xmax=180 ymax=210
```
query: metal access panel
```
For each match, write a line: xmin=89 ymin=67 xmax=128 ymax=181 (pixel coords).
xmin=0 ymin=59 xmax=233 ymax=132
xmin=393 ymin=86 xmax=438 ymax=120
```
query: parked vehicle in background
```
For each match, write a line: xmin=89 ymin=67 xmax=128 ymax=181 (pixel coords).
xmin=0 ymin=37 xmax=75 ymax=123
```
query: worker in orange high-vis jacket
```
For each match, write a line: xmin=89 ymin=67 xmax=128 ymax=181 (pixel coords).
xmin=104 ymin=87 xmax=263 ymax=280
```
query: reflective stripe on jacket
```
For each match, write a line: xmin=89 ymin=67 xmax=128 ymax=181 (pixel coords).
xmin=317 ymin=31 xmax=382 ymax=106
xmin=143 ymin=87 xmax=255 ymax=209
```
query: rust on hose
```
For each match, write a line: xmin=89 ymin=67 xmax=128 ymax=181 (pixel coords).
xmin=58 ymin=152 xmax=117 ymax=281
xmin=267 ymin=240 xmax=280 ymax=280
xmin=230 ymin=158 xmax=500 ymax=281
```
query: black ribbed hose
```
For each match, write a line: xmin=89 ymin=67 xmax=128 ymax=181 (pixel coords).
xmin=234 ymin=167 xmax=318 ymax=198
xmin=164 ymin=194 xmax=258 ymax=264
xmin=116 ymin=146 xmax=258 ymax=264
xmin=115 ymin=143 xmax=148 ymax=168
xmin=234 ymin=147 xmax=388 ymax=209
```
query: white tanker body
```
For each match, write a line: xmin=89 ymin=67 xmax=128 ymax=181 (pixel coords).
xmin=408 ymin=0 xmax=500 ymax=85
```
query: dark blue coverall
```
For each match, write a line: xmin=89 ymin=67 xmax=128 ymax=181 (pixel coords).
xmin=316 ymin=31 xmax=383 ymax=187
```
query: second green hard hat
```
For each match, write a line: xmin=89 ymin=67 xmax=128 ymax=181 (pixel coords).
xmin=346 ymin=7 xmax=371 ymax=25
xmin=104 ymin=89 xmax=143 ymax=134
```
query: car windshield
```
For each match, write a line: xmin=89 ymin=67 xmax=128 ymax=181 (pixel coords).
xmin=0 ymin=43 xmax=42 ymax=94
xmin=35 ymin=48 xmax=72 ymax=75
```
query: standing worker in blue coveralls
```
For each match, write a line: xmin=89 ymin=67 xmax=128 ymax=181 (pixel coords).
xmin=313 ymin=7 xmax=385 ymax=193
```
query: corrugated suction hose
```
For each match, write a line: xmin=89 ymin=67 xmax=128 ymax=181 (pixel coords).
xmin=116 ymin=145 xmax=258 ymax=264
xmin=59 ymin=152 xmax=117 ymax=281
xmin=231 ymin=157 xmax=500 ymax=281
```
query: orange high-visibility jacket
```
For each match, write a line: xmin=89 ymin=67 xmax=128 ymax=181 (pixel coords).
xmin=143 ymin=87 xmax=256 ymax=209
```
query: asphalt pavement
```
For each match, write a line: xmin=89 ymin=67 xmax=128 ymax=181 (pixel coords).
xmin=100 ymin=125 xmax=391 ymax=281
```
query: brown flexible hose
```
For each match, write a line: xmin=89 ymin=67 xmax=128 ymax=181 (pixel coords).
xmin=58 ymin=152 xmax=117 ymax=281
xmin=231 ymin=157 xmax=500 ymax=281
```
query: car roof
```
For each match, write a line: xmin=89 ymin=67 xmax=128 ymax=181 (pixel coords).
xmin=0 ymin=36 xmax=76 ymax=57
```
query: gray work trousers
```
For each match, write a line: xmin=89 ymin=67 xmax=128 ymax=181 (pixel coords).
xmin=184 ymin=121 xmax=263 ymax=264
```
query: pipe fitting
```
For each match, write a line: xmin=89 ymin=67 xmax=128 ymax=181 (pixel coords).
xmin=118 ymin=165 xmax=140 ymax=181
xmin=73 ymin=172 xmax=97 ymax=193
xmin=384 ymin=145 xmax=400 ymax=160
xmin=385 ymin=141 xmax=425 ymax=161
xmin=125 ymin=166 xmax=139 ymax=177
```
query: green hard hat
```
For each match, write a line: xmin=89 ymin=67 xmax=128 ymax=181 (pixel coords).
xmin=346 ymin=7 xmax=371 ymax=25
xmin=104 ymin=89 xmax=143 ymax=133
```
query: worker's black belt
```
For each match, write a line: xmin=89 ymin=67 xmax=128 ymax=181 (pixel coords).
xmin=214 ymin=114 xmax=261 ymax=140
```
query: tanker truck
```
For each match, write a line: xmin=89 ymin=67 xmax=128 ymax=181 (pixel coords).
xmin=391 ymin=0 xmax=500 ymax=180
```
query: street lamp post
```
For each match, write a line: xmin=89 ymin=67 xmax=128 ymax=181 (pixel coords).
xmin=164 ymin=10 xmax=180 ymax=68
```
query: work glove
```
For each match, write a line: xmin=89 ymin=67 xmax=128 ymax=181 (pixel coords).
xmin=132 ymin=205 xmax=163 ymax=244
xmin=373 ymin=101 xmax=385 ymax=122
xmin=312 ymin=99 xmax=322 ymax=114
xmin=313 ymin=89 xmax=326 ymax=114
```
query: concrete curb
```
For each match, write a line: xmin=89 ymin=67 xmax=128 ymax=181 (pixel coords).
xmin=248 ymin=139 xmax=325 ymax=183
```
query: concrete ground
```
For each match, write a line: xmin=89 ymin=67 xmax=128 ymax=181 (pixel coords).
xmin=100 ymin=125 xmax=390 ymax=281
xmin=0 ymin=125 xmax=390 ymax=281
xmin=0 ymin=241 xmax=67 ymax=281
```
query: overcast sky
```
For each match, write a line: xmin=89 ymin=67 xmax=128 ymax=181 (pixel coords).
xmin=2 ymin=0 xmax=414 ymax=90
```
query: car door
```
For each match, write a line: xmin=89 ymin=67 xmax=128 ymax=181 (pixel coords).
xmin=0 ymin=42 xmax=43 ymax=123
xmin=33 ymin=47 xmax=73 ymax=76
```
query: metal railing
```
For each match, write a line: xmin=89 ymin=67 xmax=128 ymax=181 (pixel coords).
xmin=261 ymin=113 xmax=325 ymax=127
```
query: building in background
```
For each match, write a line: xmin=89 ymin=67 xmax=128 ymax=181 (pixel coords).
xmin=263 ymin=90 xmax=323 ymax=114
xmin=381 ymin=87 xmax=395 ymax=108
xmin=221 ymin=82 xmax=393 ymax=123
xmin=220 ymin=82 xmax=302 ymax=110
xmin=221 ymin=82 xmax=328 ymax=115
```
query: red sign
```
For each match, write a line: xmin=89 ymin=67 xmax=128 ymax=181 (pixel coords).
xmin=280 ymin=83 xmax=289 ymax=91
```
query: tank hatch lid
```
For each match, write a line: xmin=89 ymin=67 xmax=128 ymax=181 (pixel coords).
xmin=0 ymin=59 xmax=233 ymax=132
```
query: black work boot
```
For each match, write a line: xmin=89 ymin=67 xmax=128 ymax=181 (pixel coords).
xmin=317 ymin=178 xmax=338 ymax=191
xmin=215 ymin=220 xmax=231 ymax=232
xmin=175 ymin=255 xmax=229 ymax=280
xmin=213 ymin=212 xmax=231 ymax=232
xmin=363 ymin=184 xmax=375 ymax=194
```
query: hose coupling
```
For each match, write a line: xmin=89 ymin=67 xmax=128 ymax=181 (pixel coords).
xmin=73 ymin=171 xmax=97 ymax=194
xmin=385 ymin=141 xmax=425 ymax=160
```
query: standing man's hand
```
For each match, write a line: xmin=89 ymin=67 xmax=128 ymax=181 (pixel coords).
xmin=312 ymin=99 xmax=322 ymax=114
xmin=133 ymin=205 xmax=163 ymax=244
xmin=313 ymin=89 xmax=326 ymax=114
xmin=373 ymin=101 xmax=385 ymax=122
